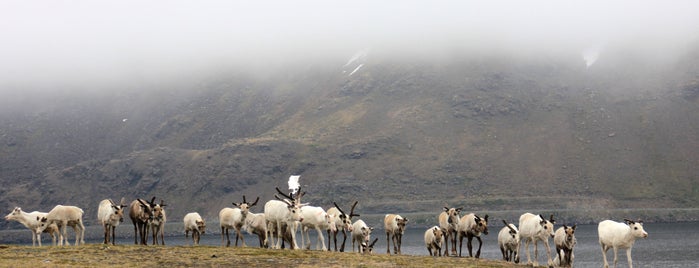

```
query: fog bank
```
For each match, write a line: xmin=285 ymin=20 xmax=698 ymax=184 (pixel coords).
xmin=1 ymin=0 xmax=698 ymax=90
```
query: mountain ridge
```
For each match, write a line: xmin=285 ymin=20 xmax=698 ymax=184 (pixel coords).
xmin=2 ymin=50 xmax=698 ymax=227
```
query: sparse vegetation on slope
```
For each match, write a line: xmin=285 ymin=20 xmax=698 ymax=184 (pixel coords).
xmin=1 ymin=51 xmax=698 ymax=227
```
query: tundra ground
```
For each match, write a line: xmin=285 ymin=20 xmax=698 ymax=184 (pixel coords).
xmin=0 ymin=244 xmax=519 ymax=268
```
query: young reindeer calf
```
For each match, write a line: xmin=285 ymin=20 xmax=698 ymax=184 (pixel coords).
xmin=424 ymin=226 xmax=444 ymax=257
xmin=384 ymin=214 xmax=409 ymax=254
xmin=183 ymin=212 xmax=206 ymax=245
xmin=553 ymin=224 xmax=576 ymax=267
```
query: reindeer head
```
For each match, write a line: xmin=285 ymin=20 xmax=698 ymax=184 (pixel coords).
xmin=503 ymin=219 xmax=518 ymax=240
xmin=624 ymin=218 xmax=648 ymax=239
xmin=443 ymin=206 xmax=462 ymax=228
xmin=539 ymin=214 xmax=556 ymax=237
xmin=334 ymin=201 xmax=359 ymax=232
xmin=396 ymin=216 xmax=409 ymax=234
xmin=109 ymin=198 xmax=128 ymax=222
xmin=196 ymin=219 xmax=206 ymax=234
xmin=275 ymin=187 xmax=306 ymax=222
xmin=361 ymin=237 xmax=379 ymax=254
xmin=233 ymin=195 xmax=260 ymax=216
xmin=137 ymin=196 xmax=158 ymax=221
xmin=563 ymin=224 xmax=576 ymax=242
xmin=5 ymin=207 xmax=23 ymax=221
xmin=474 ymin=214 xmax=489 ymax=235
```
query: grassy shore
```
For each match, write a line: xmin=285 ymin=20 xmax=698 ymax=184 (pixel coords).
xmin=0 ymin=244 xmax=522 ymax=268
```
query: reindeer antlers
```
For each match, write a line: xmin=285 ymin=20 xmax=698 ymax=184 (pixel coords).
xmin=333 ymin=202 xmax=346 ymax=215
xmin=369 ymin=237 xmax=379 ymax=247
xmin=503 ymin=220 xmax=517 ymax=233
xmin=249 ymin=196 xmax=260 ymax=207
xmin=349 ymin=200 xmax=360 ymax=217
xmin=275 ymin=187 xmax=293 ymax=200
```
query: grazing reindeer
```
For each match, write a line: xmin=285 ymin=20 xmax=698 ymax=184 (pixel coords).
xmin=361 ymin=237 xmax=379 ymax=254
xmin=326 ymin=201 xmax=359 ymax=252
xmin=183 ymin=212 xmax=206 ymax=245
xmin=384 ymin=214 xmax=409 ymax=254
xmin=351 ymin=219 xmax=373 ymax=253
xmin=438 ymin=206 xmax=462 ymax=256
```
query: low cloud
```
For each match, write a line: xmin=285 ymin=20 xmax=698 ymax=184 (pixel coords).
xmin=1 ymin=0 xmax=698 ymax=90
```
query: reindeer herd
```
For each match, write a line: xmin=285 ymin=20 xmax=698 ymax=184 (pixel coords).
xmin=4 ymin=187 xmax=650 ymax=268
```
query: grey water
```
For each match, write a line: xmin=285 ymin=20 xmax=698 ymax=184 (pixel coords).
xmin=4 ymin=222 xmax=698 ymax=267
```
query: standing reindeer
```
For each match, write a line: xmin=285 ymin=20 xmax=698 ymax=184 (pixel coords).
xmin=327 ymin=201 xmax=359 ymax=252
xmin=384 ymin=214 xmax=409 ymax=254
xmin=220 ymin=195 xmax=260 ymax=247
xmin=265 ymin=187 xmax=306 ymax=249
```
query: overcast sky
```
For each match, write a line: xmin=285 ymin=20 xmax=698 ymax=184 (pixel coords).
xmin=1 ymin=0 xmax=698 ymax=89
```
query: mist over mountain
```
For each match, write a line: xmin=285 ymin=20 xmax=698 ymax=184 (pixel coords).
xmin=2 ymin=1 xmax=699 ymax=228
xmin=2 ymin=44 xmax=698 ymax=227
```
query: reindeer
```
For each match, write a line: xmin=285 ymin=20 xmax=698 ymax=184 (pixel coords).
xmin=384 ymin=214 xmax=408 ymax=254
xmin=264 ymin=187 xmax=306 ymax=249
xmin=220 ymin=195 xmax=260 ymax=247
xmin=326 ymin=201 xmax=359 ymax=252
xmin=129 ymin=197 xmax=157 ymax=245
xmin=149 ymin=199 xmax=167 ymax=245
xmin=438 ymin=206 xmax=462 ymax=256
xmin=97 ymin=198 xmax=127 ymax=245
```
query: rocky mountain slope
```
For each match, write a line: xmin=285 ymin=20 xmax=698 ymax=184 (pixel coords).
xmin=2 ymin=48 xmax=698 ymax=227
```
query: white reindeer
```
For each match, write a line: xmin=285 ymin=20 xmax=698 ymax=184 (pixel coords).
xmin=183 ymin=212 xmax=206 ymax=245
xmin=97 ymin=198 xmax=127 ymax=245
xmin=326 ymin=201 xmax=358 ymax=252
xmin=424 ymin=226 xmax=444 ymax=257
xmin=457 ymin=213 xmax=489 ymax=258
xmin=300 ymin=206 xmax=336 ymax=250
xmin=384 ymin=214 xmax=409 ymax=254
xmin=351 ymin=219 xmax=373 ymax=253
xmin=36 ymin=205 xmax=85 ymax=246
xmin=519 ymin=213 xmax=556 ymax=267
xmin=554 ymin=224 xmax=577 ymax=267
xmin=219 ymin=196 xmax=259 ymax=247
xmin=438 ymin=206 xmax=462 ymax=256
xmin=4 ymin=207 xmax=58 ymax=246
xmin=598 ymin=219 xmax=648 ymax=268
xmin=498 ymin=220 xmax=520 ymax=263
xmin=265 ymin=187 xmax=305 ymax=249
xmin=243 ymin=212 xmax=268 ymax=248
